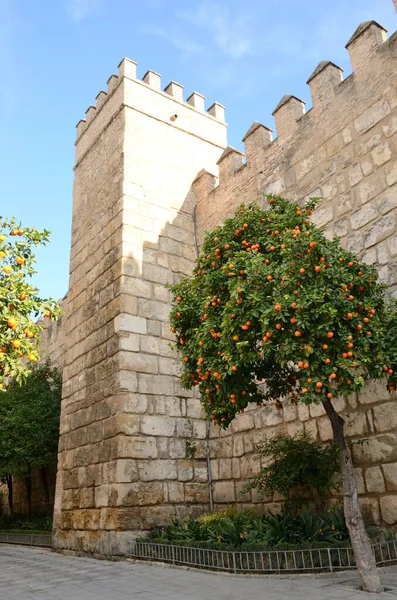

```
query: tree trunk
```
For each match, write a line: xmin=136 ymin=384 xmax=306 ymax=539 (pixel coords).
xmin=40 ymin=466 xmax=51 ymax=513
xmin=25 ymin=465 xmax=32 ymax=517
xmin=5 ymin=474 xmax=13 ymax=514
xmin=322 ymin=399 xmax=383 ymax=593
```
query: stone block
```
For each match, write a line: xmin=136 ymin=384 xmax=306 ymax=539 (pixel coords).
xmin=138 ymin=373 xmax=174 ymax=396
xmin=350 ymin=204 xmax=378 ymax=230
xmin=344 ymin=412 xmax=368 ymax=437
xmin=317 ymin=417 xmax=333 ymax=441
xmin=103 ymin=414 xmax=140 ymax=438
xmin=114 ymin=313 xmax=147 ymax=334
xmin=364 ymin=215 xmax=395 ymax=249
xmin=232 ymin=412 xmax=255 ymax=433
xmin=138 ymin=459 xmax=177 ymax=481
xmin=380 ymin=496 xmax=397 ymax=525
xmin=365 ymin=466 xmax=386 ymax=493
xmin=358 ymin=380 xmax=389 ymax=405
xmin=169 ymin=438 xmax=186 ymax=459
xmin=383 ymin=463 xmax=397 ymax=491
xmin=140 ymin=416 xmax=176 ymax=437
xmin=115 ymin=481 xmax=164 ymax=506
xmin=352 ymin=433 xmax=397 ymax=465
xmin=177 ymin=460 xmax=193 ymax=481
xmin=373 ymin=401 xmax=397 ymax=433
xmin=120 ymin=351 xmax=159 ymax=374
xmin=184 ymin=483 xmax=210 ymax=504
xmin=112 ymin=435 xmax=158 ymax=459
xmin=219 ymin=458 xmax=232 ymax=479
xmin=213 ymin=481 xmax=236 ymax=503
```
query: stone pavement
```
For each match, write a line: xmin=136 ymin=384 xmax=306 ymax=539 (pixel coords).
xmin=0 ymin=545 xmax=397 ymax=600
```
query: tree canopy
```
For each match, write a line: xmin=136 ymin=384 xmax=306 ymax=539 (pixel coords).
xmin=169 ymin=197 xmax=397 ymax=426
xmin=0 ymin=361 xmax=62 ymax=481
xmin=0 ymin=217 xmax=61 ymax=388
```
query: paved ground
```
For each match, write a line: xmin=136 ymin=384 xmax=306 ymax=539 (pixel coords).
xmin=0 ymin=545 xmax=397 ymax=600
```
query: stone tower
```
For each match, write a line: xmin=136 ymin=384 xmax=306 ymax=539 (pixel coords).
xmin=53 ymin=60 xmax=227 ymax=555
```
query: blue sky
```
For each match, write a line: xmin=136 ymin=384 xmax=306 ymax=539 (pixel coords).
xmin=0 ymin=0 xmax=395 ymax=301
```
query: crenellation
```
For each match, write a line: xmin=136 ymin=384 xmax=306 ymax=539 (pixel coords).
xmin=164 ymin=81 xmax=184 ymax=102
xmin=272 ymin=94 xmax=305 ymax=139
xmin=307 ymin=61 xmax=343 ymax=110
xmin=187 ymin=91 xmax=205 ymax=111
xmin=106 ymin=73 xmax=119 ymax=94
xmin=346 ymin=21 xmax=387 ymax=72
xmin=85 ymin=105 xmax=96 ymax=124
xmin=207 ymin=101 xmax=226 ymax=122
xmin=117 ymin=57 xmax=137 ymax=80
xmin=242 ymin=122 xmax=272 ymax=163
xmin=142 ymin=69 xmax=161 ymax=90
xmin=216 ymin=146 xmax=244 ymax=177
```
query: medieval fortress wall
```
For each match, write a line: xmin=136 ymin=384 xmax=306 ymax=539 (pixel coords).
xmin=19 ymin=13 xmax=395 ymax=555
xmin=197 ymin=22 xmax=397 ymax=528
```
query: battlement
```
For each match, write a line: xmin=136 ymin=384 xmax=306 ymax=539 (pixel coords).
xmin=194 ymin=18 xmax=396 ymax=242
xmin=75 ymin=57 xmax=226 ymax=142
xmin=193 ymin=19 xmax=395 ymax=195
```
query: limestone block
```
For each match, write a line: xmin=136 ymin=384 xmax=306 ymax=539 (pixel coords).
xmin=138 ymin=373 xmax=174 ymax=396
xmin=380 ymin=496 xmax=397 ymax=525
xmin=219 ymin=458 xmax=232 ymax=479
xmin=352 ymin=433 xmax=397 ymax=465
xmin=112 ymin=435 xmax=158 ymax=459
xmin=383 ymin=463 xmax=397 ymax=491
xmin=231 ymin=412 xmax=255 ymax=433
xmin=213 ymin=481 xmax=236 ymax=503
xmin=287 ymin=421 xmax=304 ymax=437
xmin=192 ymin=420 xmax=207 ymax=439
xmin=364 ymin=215 xmax=395 ymax=249
xmin=79 ymin=487 xmax=95 ymax=509
xmin=350 ymin=204 xmax=378 ymax=230
xmin=235 ymin=481 xmax=251 ymax=502
xmin=358 ymin=380 xmax=389 ymax=405
xmin=184 ymin=483 xmax=210 ymax=504
xmin=354 ymin=98 xmax=390 ymax=135
xmin=186 ymin=398 xmax=204 ymax=419
xmin=167 ymin=481 xmax=185 ymax=503
xmin=348 ymin=163 xmax=363 ymax=187
xmin=283 ymin=403 xmax=297 ymax=422
xmin=233 ymin=436 xmax=245 ymax=457
xmin=386 ymin=162 xmax=397 ymax=187
xmin=116 ymin=481 xmax=164 ymax=506
xmin=344 ymin=412 xmax=368 ymax=437
xmin=232 ymin=458 xmax=241 ymax=479
xmin=317 ymin=417 xmax=333 ymax=441
xmin=365 ymin=466 xmax=386 ymax=493
xmin=118 ymin=334 xmax=140 ymax=352
xmin=138 ymin=459 xmax=177 ymax=481
xmin=140 ymin=415 xmax=176 ymax=437
xmin=178 ymin=460 xmax=194 ymax=481
xmin=297 ymin=403 xmax=310 ymax=421
xmin=373 ymin=401 xmax=397 ymax=433
xmin=176 ymin=418 xmax=193 ymax=438
xmin=309 ymin=402 xmax=326 ymax=418
xmin=304 ymin=419 xmax=318 ymax=440
xmin=103 ymin=414 xmax=140 ymax=438
xmin=240 ymin=454 xmax=261 ymax=478
xmin=114 ymin=313 xmax=147 ymax=334
xmin=169 ymin=438 xmax=186 ymax=459
xmin=372 ymin=142 xmax=392 ymax=167
xmin=193 ymin=464 xmax=208 ymax=482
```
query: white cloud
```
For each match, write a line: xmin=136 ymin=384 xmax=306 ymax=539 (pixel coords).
xmin=66 ymin=0 xmax=99 ymax=22
xmin=176 ymin=2 xmax=255 ymax=59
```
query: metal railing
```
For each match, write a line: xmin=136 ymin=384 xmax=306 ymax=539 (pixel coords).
xmin=130 ymin=539 xmax=397 ymax=574
xmin=0 ymin=532 xmax=52 ymax=548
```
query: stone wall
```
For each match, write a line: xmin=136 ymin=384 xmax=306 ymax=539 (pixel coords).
xmin=50 ymin=13 xmax=397 ymax=556
xmin=193 ymin=21 xmax=397 ymax=527
xmin=52 ymin=60 xmax=228 ymax=555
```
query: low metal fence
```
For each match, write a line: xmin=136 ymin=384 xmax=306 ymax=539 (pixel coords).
xmin=0 ymin=532 xmax=52 ymax=548
xmin=130 ymin=539 xmax=397 ymax=574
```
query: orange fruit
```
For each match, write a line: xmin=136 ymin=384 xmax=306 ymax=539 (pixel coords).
xmin=326 ymin=332 xmax=334 ymax=339
xmin=16 ymin=256 xmax=24 ymax=265
xmin=11 ymin=340 xmax=21 ymax=348
xmin=326 ymin=393 xmax=333 ymax=399
xmin=316 ymin=382 xmax=323 ymax=389
xmin=10 ymin=229 xmax=17 ymax=236
xmin=301 ymin=387 xmax=308 ymax=393
xmin=183 ymin=357 xmax=189 ymax=363
xmin=330 ymin=373 xmax=336 ymax=380
xmin=275 ymin=323 xmax=282 ymax=330
xmin=231 ymin=366 xmax=237 ymax=372
xmin=3 ymin=266 xmax=12 ymax=274
xmin=267 ymin=275 xmax=273 ymax=281
xmin=314 ymin=266 xmax=321 ymax=273
xmin=274 ymin=303 xmax=282 ymax=311
xmin=309 ymin=241 xmax=317 ymax=248
xmin=346 ymin=313 xmax=352 ymax=320
xmin=19 ymin=292 xmax=26 ymax=300
xmin=27 ymin=353 xmax=37 ymax=362
xmin=7 ymin=317 xmax=17 ymax=328
xmin=322 ymin=344 xmax=328 ymax=350
xmin=294 ymin=331 xmax=302 ymax=337
xmin=299 ymin=268 xmax=305 ymax=274
xmin=324 ymin=358 xmax=331 ymax=364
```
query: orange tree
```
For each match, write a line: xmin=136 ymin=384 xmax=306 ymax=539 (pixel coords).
xmin=0 ymin=217 xmax=61 ymax=388
xmin=169 ymin=197 xmax=397 ymax=593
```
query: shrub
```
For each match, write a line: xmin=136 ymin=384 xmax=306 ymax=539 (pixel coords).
xmin=244 ymin=434 xmax=340 ymax=513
